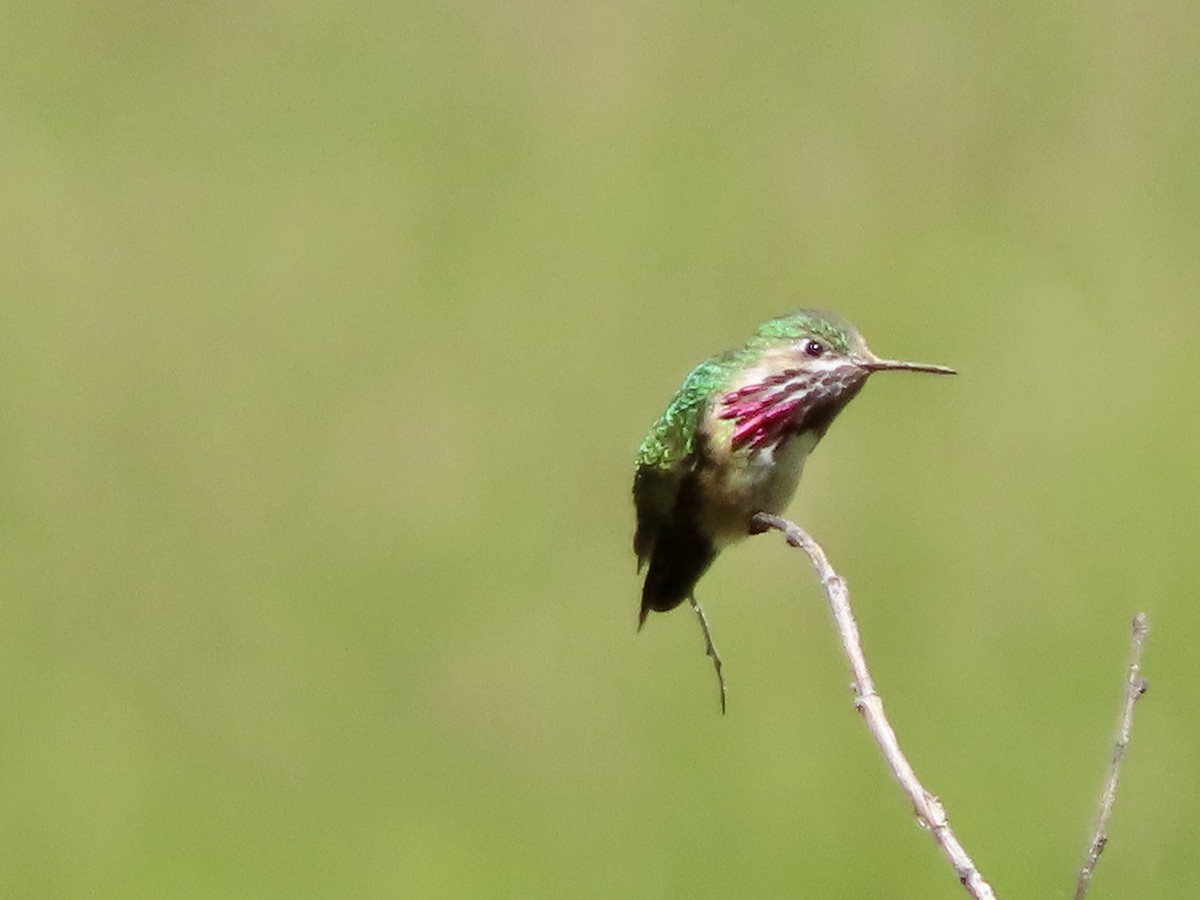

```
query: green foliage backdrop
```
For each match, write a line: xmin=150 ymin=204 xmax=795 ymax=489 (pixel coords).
xmin=2 ymin=2 xmax=1198 ymax=896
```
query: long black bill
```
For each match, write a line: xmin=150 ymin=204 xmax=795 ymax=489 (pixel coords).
xmin=858 ymin=356 xmax=957 ymax=375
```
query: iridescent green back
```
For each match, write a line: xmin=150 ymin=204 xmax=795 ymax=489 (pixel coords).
xmin=635 ymin=353 xmax=735 ymax=472
xmin=633 ymin=353 xmax=737 ymax=570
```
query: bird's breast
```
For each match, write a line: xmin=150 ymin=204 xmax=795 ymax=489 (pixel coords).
xmin=697 ymin=426 xmax=819 ymax=548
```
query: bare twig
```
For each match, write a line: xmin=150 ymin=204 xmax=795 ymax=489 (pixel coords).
xmin=688 ymin=595 xmax=727 ymax=714
xmin=1073 ymin=613 xmax=1150 ymax=900
xmin=751 ymin=513 xmax=997 ymax=900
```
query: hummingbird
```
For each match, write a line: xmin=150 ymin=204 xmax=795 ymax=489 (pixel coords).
xmin=633 ymin=309 xmax=954 ymax=710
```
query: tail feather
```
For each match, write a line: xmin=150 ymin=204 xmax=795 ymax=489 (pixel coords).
xmin=638 ymin=524 xmax=716 ymax=628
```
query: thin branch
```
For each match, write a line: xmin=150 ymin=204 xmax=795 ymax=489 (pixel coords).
xmin=688 ymin=595 xmax=727 ymax=714
xmin=1073 ymin=613 xmax=1150 ymax=900
xmin=751 ymin=513 xmax=997 ymax=900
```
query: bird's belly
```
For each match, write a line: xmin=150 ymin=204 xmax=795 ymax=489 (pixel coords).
xmin=700 ymin=431 xmax=817 ymax=548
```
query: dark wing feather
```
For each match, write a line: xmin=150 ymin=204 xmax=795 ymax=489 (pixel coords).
xmin=636 ymin=466 xmax=716 ymax=626
xmin=633 ymin=463 xmax=684 ymax=572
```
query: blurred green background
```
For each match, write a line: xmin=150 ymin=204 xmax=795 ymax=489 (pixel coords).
xmin=2 ymin=1 xmax=1198 ymax=897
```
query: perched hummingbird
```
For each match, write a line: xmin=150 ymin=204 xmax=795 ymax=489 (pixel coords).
xmin=633 ymin=309 xmax=954 ymax=707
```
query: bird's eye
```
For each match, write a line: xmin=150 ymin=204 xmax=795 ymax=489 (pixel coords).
xmin=804 ymin=340 xmax=825 ymax=358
